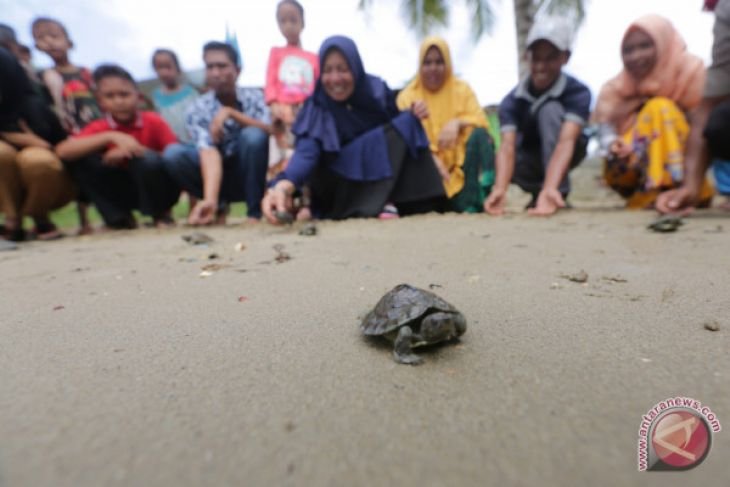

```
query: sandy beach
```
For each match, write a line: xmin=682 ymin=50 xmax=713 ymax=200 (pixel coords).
xmin=1 ymin=159 xmax=729 ymax=486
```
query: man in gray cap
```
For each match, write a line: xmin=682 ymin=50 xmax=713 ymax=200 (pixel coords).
xmin=484 ymin=18 xmax=591 ymax=216
xmin=656 ymin=0 xmax=730 ymax=213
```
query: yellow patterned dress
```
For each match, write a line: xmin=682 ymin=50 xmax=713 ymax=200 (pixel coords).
xmin=603 ymin=97 xmax=714 ymax=208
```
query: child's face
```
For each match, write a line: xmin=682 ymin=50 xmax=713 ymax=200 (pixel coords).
xmin=527 ymin=40 xmax=568 ymax=93
xmin=32 ymin=21 xmax=71 ymax=62
xmin=97 ymin=76 xmax=139 ymax=124
xmin=277 ymin=2 xmax=303 ymax=45
xmin=153 ymin=53 xmax=180 ymax=87
xmin=420 ymin=46 xmax=447 ymax=92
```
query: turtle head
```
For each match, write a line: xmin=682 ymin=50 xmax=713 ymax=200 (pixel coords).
xmin=453 ymin=312 xmax=467 ymax=336
xmin=420 ymin=311 xmax=466 ymax=343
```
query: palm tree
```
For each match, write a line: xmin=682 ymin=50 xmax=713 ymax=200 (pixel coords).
xmin=358 ymin=0 xmax=587 ymax=79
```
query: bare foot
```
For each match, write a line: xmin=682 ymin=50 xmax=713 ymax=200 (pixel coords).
xmin=77 ymin=224 xmax=95 ymax=236
xmin=154 ymin=218 xmax=176 ymax=229
xmin=718 ymin=197 xmax=730 ymax=211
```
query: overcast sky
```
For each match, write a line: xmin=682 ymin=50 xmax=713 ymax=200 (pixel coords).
xmin=4 ymin=0 xmax=716 ymax=106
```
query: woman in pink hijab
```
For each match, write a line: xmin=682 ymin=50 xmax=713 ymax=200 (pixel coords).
xmin=593 ymin=15 xmax=714 ymax=208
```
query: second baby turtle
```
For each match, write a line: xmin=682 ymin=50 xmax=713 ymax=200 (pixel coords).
xmin=648 ymin=215 xmax=684 ymax=233
xmin=360 ymin=284 xmax=466 ymax=365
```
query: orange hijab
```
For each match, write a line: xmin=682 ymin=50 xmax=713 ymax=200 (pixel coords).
xmin=593 ymin=15 xmax=705 ymax=133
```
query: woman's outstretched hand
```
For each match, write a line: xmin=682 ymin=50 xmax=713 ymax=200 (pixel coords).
xmin=262 ymin=180 xmax=296 ymax=224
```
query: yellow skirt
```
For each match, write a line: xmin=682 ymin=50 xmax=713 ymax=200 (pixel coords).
xmin=603 ymin=97 xmax=714 ymax=209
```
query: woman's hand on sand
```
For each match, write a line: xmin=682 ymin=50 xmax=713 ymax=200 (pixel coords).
xmin=411 ymin=101 xmax=429 ymax=120
xmin=438 ymin=119 xmax=460 ymax=150
xmin=262 ymin=180 xmax=295 ymax=224
xmin=484 ymin=187 xmax=507 ymax=216
xmin=528 ymin=188 xmax=565 ymax=217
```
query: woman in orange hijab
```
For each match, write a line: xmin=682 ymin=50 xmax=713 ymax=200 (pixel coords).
xmin=396 ymin=36 xmax=494 ymax=212
xmin=593 ymin=15 xmax=714 ymax=208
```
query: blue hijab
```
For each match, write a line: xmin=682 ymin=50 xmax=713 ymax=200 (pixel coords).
xmin=290 ymin=36 xmax=428 ymax=182
xmin=292 ymin=35 xmax=398 ymax=151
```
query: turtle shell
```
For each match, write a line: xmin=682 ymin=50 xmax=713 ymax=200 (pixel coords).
xmin=360 ymin=284 xmax=458 ymax=336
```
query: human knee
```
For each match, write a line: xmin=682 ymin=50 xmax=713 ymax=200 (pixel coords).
xmin=16 ymin=147 xmax=63 ymax=176
xmin=643 ymin=96 xmax=675 ymax=110
xmin=638 ymin=96 xmax=681 ymax=118
xmin=536 ymin=100 xmax=565 ymax=123
xmin=135 ymin=150 xmax=164 ymax=167
xmin=163 ymin=143 xmax=186 ymax=160
xmin=164 ymin=143 xmax=199 ymax=166
xmin=0 ymin=141 xmax=18 ymax=168
xmin=239 ymin=127 xmax=268 ymax=149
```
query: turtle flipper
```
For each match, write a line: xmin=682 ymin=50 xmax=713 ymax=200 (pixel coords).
xmin=393 ymin=326 xmax=424 ymax=365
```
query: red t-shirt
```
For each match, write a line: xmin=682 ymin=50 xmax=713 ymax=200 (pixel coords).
xmin=75 ymin=112 xmax=177 ymax=151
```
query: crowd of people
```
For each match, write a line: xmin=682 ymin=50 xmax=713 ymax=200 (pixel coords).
xmin=1 ymin=0 xmax=728 ymax=247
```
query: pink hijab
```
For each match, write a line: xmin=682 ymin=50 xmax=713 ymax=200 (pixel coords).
xmin=593 ymin=15 xmax=705 ymax=133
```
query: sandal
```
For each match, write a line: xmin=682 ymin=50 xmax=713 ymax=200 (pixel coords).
xmin=33 ymin=220 xmax=64 ymax=241
xmin=378 ymin=203 xmax=400 ymax=220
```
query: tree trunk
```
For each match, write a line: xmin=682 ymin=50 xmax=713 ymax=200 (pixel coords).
xmin=513 ymin=0 xmax=537 ymax=80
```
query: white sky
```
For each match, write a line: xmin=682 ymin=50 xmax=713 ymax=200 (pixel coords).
xmin=4 ymin=0 xmax=716 ymax=106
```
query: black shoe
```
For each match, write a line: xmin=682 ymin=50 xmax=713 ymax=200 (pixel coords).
xmin=107 ymin=214 xmax=138 ymax=230
xmin=4 ymin=226 xmax=26 ymax=242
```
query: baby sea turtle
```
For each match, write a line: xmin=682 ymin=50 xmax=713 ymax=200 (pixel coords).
xmin=647 ymin=215 xmax=684 ymax=233
xmin=274 ymin=210 xmax=294 ymax=225
xmin=298 ymin=222 xmax=317 ymax=236
xmin=182 ymin=232 xmax=214 ymax=245
xmin=360 ymin=284 xmax=466 ymax=365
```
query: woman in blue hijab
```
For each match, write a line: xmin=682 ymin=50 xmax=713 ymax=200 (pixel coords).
xmin=262 ymin=35 xmax=446 ymax=221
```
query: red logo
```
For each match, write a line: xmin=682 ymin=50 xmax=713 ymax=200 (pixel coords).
xmin=649 ymin=409 xmax=712 ymax=470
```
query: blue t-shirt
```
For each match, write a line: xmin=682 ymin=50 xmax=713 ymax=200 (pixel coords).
xmin=151 ymin=83 xmax=199 ymax=144
xmin=499 ymin=73 xmax=591 ymax=148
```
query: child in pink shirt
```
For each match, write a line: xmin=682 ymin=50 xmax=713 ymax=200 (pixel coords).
xmin=265 ymin=0 xmax=318 ymax=180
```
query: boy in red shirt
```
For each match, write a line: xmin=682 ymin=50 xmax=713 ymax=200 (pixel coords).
xmin=56 ymin=65 xmax=180 ymax=229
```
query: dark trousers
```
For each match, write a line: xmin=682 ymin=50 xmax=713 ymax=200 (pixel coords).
xmin=705 ymin=99 xmax=730 ymax=160
xmin=68 ymin=150 xmax=180 ymax=226
xmin=162 ymin=127 xmax=269 ymax=218
xmin=512 ymin=100 xmax=587 ymax=196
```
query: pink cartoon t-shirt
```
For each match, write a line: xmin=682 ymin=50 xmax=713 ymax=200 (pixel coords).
xmin=264 ymin=46 xmax=319 ymax=105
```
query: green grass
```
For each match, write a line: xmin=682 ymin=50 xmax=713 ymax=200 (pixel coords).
xmin=7 ymin=200 xmax=249 ymax=230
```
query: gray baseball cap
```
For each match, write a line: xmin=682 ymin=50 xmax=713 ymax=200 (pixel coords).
xmin=526 ymin=18 xmax=573 ymax=52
